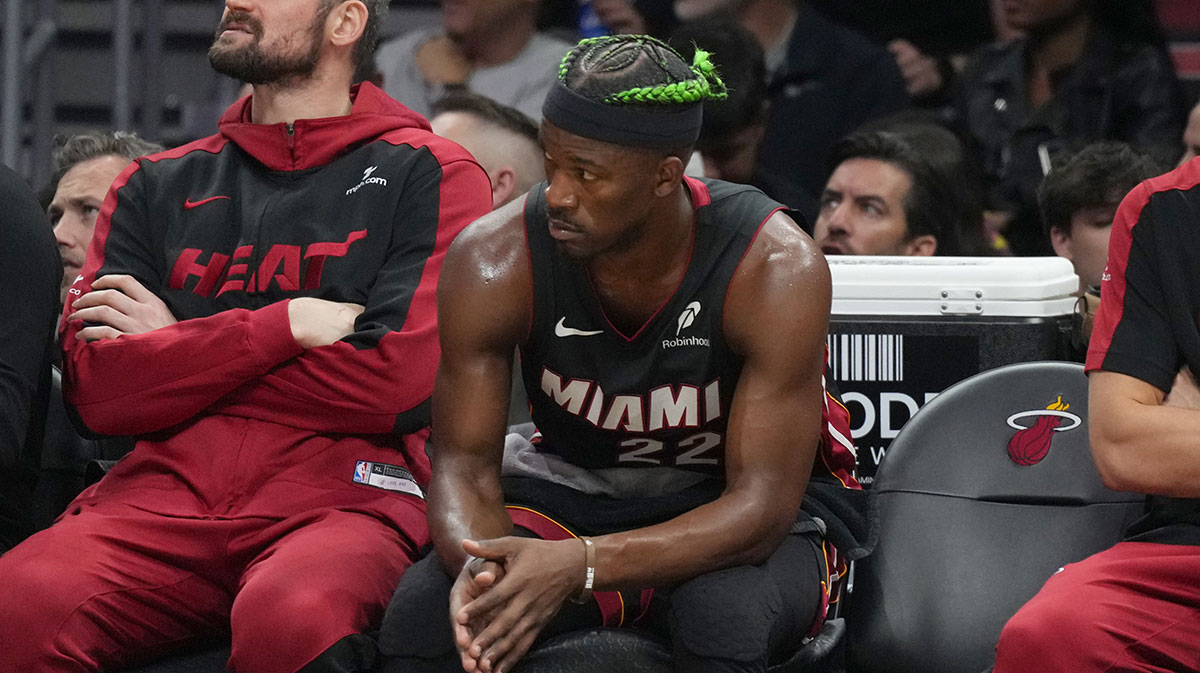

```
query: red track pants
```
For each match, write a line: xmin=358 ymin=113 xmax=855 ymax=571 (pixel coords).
xmin=994 ymin=541 xmax=1200 ymax=673
xmin=0 ymin=498 xmax=424 ymax=672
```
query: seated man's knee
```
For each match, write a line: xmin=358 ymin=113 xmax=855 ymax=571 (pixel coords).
xmin=233 ymin=580 xmax=333 ymax=634
xmin=230 ymin=579 xmax=359 ymax=672
xmin=995 ymin=589 xmax=1087 ymax=670
xmin=0 ymin=546 xmax=106 ymax=666
xmin=0 ymin=543 xmax=89 ymax=625
xmin=669 ymin=566 xmax=780 ymax=661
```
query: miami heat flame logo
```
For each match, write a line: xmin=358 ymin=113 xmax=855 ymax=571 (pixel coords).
xmin=1005 ymin=396 xmax=1082 ymax=466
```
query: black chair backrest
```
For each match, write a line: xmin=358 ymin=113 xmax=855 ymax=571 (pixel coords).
xmin=846 ymin=361 xmax=1145 ymax=673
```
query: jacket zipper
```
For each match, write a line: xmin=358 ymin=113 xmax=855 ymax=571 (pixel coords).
xmin=286 ymin=122 xmax=296 ymax=169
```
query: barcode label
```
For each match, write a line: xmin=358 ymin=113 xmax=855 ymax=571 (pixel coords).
xmin=828 ymin=334 xmax=904 ymax=382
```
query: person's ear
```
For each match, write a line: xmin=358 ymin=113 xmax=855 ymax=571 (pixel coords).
xmin=654 ymin=155 xmax=685 ymax=198
xmin=905 ymin=234 xmax=938 ymax=256
xmin=329 ymin=0 xmax=368 ymax=50
xmin=491 ymin=167 xmax=517 ymax=208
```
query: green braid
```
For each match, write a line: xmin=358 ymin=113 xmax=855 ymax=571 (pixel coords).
xmin=557 ymin=35 xmax=728 ymax=106
xmin=557 ymin=36 xmax=609 ymax=82
xmin=606 ymin=47 xmax=727 ymax=105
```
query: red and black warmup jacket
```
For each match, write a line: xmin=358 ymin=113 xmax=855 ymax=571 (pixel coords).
xmin=60 ymin=83 xmax=492 ymax=523
xmin=1087 ymin=158 xmax=1200 ymax=544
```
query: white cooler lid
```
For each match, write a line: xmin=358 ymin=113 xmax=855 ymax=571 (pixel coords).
xmin=828 ymin=256 xmax=1079 ymax=317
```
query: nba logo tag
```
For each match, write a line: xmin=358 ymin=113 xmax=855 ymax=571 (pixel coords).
xmin=353 ymin=461 xmax=371 ymax=484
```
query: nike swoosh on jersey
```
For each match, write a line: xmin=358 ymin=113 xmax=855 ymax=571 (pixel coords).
xmin=184 ymin=195 xmax=232 ymax=209
xmin=555 ymin=317 xmax=603 ymax=337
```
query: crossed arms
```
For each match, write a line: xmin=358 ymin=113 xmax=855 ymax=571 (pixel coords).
xmin=61 ymin=156 xmax=491 ymax=437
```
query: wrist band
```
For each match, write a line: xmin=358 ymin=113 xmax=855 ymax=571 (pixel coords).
xmin=570 ymin=536 xmax=595 ymax=604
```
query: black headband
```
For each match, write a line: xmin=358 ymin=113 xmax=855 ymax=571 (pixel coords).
xmin=542 ymin=82 xmax=703 ymax=149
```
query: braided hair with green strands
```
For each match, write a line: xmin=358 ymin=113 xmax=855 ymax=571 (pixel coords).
xmin=560 ymin=35 xmax=727 ymax=107
xmin=542 ymin=34 xmax=727 ymax=156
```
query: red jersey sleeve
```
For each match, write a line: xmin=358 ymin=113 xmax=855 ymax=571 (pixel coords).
xmin=1086 ymin=172 xmax=1200 ymax=392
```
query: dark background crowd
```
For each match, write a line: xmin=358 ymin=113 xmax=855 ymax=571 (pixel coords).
xmin=9 ymin=0 xmax=1200 ymax=264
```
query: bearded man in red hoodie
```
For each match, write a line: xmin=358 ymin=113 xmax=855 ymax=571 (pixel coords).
xmin=0 ymin=1 xmax=492 ymax=672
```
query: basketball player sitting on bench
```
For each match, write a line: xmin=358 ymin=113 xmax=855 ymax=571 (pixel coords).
xmin=379 ymin=35 xmax=869 ymax=673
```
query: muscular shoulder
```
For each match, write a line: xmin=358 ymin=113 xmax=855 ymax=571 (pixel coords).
xmin=724 ymin=212 xmax=831 ymax=354
xmin=440 ymin=197 xmax=531 ymax=340
xmin=735 ymin=211 xmax=830 ymax=294
xmin=445 ymin=197 xmax=527 ymax=276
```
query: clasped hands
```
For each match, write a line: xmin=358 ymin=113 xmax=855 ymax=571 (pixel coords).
xmin=450 ymin=536 xmax=589 ymax=673
xmin=69 ymin=274 xmax=363 ymax=348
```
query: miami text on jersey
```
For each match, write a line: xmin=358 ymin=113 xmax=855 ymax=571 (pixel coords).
xmin=540 ymin=366 xmax=723 ymax=432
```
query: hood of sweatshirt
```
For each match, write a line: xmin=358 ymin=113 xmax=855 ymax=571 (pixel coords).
xmin=217 ymin=82 xmax=432 ymax=172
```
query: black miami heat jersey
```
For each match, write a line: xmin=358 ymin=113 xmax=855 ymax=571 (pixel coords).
xmin=519 ymin=176 xmax=784 ymax=478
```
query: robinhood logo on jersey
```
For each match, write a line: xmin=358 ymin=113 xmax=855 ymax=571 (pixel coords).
xmin=663 ymin=301 xmax=710 ymax=349
xmin=346 ymin=165 xmax=387 ymax=195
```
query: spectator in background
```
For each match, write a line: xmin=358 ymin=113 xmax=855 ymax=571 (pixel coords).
xmin=674 ymin=0 xmax=908 ymax=220
xmin=1180 ymin=99 xmax=1200 ymax=165
xmin=670 ymin=16 xmax=769 ymax=190
xmin=430 ymin=91 xmax=544 ymax=209
xmin=956 ymin=0 xmax=1185 ymax=257
xmin=860 ymin=113 xmax=992 ymax=255
xmin=808 ymin=0 xmax=995 ymax=104
xmin=47 ymin=132 xmax=163 ymax=307
xmin=376 ymin=0 xmax=571 ymax=121
xmin=0 ymin=166 xmax=60 ymax=552
xmin=40 ymin=132 xmax=159 ymax=532
xmin=1039 ymin=141 xmax=1164 ymax=294
xmin=814 ymin=128 xmax=980 ymax=257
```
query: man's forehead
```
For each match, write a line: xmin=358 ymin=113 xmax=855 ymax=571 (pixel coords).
xmin=1070 ymin=204 xmax=1118 ymax=225
xmin=830 ymin=158 xmax=912 ymax=194
xmin=540 ymin=120 xmax=650 ymax=164
xmin=54 ymin=154 xmax=128 ymax=198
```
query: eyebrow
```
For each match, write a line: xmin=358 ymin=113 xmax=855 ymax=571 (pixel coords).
xmin=854 ymin=195 xmax=889 ymax=211
xmin=49 ymin=195 xmax=100 ymax=211
xmin=821 ymin=189 xmax=889 ymax=209
xmin=540 ymin=133 xmax=604 ymax=170
xmin=569 ymin=154 xmax=603 ymax=170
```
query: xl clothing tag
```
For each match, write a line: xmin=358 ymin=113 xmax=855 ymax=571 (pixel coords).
xmin=353 ymin=461 xmax=424 ymax=499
